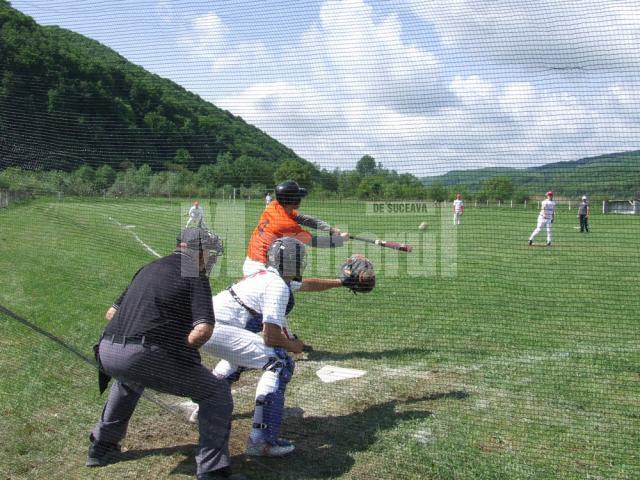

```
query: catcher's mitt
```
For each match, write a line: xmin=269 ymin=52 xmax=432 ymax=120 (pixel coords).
xmin=340 ymin=254 xmax=375 ymax=293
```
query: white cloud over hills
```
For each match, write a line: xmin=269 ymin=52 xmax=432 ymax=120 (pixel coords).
xmin=169 ymin=0 xmax=640 ymax=174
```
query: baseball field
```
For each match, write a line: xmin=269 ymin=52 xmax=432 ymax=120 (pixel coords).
xmin=1 ymin=197 xmax=638 ymax=479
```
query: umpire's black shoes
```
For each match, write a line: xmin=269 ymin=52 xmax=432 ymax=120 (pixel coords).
xmin=86 ymin=435 xmax=121 ymax=467
xmin=197 ymin=467 xmax=248 ymax=480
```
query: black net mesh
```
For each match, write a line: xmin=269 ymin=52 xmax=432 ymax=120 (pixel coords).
xmin=1 ymin=1 xmax=639 ymax=479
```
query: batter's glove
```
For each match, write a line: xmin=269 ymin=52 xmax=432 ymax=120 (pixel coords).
xmin=340 ymin=254 xmax=375 ymax=293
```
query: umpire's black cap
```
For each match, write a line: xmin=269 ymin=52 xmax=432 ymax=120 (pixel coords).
xmin=275 ymin=180 xmax=308 ymax=205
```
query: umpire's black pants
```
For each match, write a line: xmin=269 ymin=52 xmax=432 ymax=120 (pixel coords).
xmin=91 ymin=338 xmax=233 ymax=476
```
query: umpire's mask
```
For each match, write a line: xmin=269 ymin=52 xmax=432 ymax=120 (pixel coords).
xmin=178 ymin=227 xmax=224 ymax=277
xmin=266 ymin=237 xmax=307 ymax=282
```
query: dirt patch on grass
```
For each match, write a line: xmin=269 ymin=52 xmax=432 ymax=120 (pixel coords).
xmin=101 ymin=360 xmax=469 ymax=479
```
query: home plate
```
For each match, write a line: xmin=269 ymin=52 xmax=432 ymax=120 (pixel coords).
xmin=316 ymin=365 xmax=367 ymax=383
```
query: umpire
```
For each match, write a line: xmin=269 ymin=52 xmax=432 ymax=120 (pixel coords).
xmin=87 ymin=227 xmax=246 ymax=480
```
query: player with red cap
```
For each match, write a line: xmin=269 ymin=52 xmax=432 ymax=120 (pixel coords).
xmin=529 ymin=191 xmax=556 ymax=246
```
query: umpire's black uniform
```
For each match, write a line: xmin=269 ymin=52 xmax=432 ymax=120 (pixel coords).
xmin=89 ymin=248 xmax=233 ymax=478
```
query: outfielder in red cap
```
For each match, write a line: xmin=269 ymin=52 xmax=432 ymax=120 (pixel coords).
xmin=529 ymin=191 xmax=557 ymax=247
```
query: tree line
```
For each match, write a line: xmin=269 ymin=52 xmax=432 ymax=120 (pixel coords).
xmin=0 ymin=153 xmax=533 ymax=202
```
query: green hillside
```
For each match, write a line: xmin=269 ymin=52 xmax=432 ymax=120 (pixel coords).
xmin=423 ymin=151 xmax=640 ymax=197
xmin=0 ymin=1 xmax=303 ymax=174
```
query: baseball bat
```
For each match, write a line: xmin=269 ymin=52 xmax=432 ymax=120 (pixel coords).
xmin=349 ymin=235 xmax=413 ymax=253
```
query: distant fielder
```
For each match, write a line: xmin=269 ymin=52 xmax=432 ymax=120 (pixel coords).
xmin=453 ymin=193 xmax=464 ymax=225
xmin=186 ymin=201 xmax=207 ymax=229
xmin=529 ymin=191 xmax=556 ymax=246
xmin=578 ymin=195 xmax=590 ymax=233
xmin=196 ymin=238 xmax=375 ymax=457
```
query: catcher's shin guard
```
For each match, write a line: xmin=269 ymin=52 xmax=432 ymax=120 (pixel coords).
xmin=252 ymin=348 xmax=294 ymax=445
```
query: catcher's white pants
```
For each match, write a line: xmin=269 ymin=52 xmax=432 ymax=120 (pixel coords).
xmin=203 ymin=323 xmax=275 ymax=371
xmin=453 ymin=212 xmax=462 ymax=225
xmin=529 ymin=215 xmax=552 ymax=243
xmin=201 ymin=324 xmax=285 ymax=442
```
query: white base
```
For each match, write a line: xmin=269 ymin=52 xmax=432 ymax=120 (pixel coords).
xmin=316 ymin=365 xmax=367 ymax=383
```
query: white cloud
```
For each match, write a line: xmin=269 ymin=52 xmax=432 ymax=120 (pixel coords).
xmin=213 ymin=0 xmax=640 ymax=174
xmin=180 ymin=13 xmax=228 ymax=58
xmin=609 ymin=82 xmax=640 ymax=119
xmin=410 ymin=0 xmax=640 ymax=69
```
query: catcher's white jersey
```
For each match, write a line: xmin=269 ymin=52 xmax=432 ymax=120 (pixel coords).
xmin=213 ymin=267 xmax=290 ymax=331
xmin=453 ymin=199 xmax=464 ymax=213
xmin=539 ymin=199 xmax=556 ymax=219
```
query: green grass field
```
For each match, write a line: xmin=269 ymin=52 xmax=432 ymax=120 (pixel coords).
xmin=1 ymin=197 xmax=639 ymax=479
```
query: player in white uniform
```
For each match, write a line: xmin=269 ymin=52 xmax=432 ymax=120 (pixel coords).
xmin=453 ymin=193 xmax=464 ymax=225
xmin=529 ymin=191 xmax=556 ymax=246
xmin=200 ymin=237 xmax=344 ymax=457
xmin=186 ymin=201 xmax=207 ymax=229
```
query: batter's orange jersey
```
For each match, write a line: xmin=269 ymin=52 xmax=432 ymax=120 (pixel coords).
xmin=246 ymin=200 xmax=313 ymax=263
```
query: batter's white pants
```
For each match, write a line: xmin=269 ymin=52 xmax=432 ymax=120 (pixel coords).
xmin=529 ymin=215 xmax=552 ymax=243
xmin=453 ymin=212 xmax=462 ymax=225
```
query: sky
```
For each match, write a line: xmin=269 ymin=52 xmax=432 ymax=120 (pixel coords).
xmin=11 ymin=0 xmax=640 ymax=175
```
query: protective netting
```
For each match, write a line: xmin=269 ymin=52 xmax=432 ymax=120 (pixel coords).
xmin=1 ymin=1 xmax=639 ymax=479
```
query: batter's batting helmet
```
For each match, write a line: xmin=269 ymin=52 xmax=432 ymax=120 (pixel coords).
xmin=275 ymin=180 xmax=308 ymax=205
xmin=546 ymin=191 xmax=554 ymax=197
xmin=266 ymin=237 xmax=307 ymax=281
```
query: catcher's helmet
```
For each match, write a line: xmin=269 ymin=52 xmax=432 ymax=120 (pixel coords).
xmin=177 ymin=227 xmax=224 ymax=276
xmin=275 ymin=180 xmax=308 ymax=205
xmin=266 ymin=237 xmax=307 ymax=281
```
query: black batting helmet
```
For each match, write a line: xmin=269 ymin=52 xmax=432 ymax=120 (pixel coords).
xmin=275 ymin=180 xmax=308 ymax=205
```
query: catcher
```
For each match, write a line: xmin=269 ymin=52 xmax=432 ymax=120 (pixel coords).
xmin=194 ymin=242 xmax=375 ymax=457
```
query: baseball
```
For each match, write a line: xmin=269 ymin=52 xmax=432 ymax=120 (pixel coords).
xmin=418 ymin=222 xmax=428 ymax=231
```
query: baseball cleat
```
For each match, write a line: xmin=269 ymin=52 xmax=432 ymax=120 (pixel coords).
xmin=86 ymin=438 xmax=121 ymax=467
xmin=546 ymin=242 xmax=551 ymax=246
xmin=528 ymin=240 xmax=533 ymax=246
xmin=245 ymin=438 xmax=295 ymax=457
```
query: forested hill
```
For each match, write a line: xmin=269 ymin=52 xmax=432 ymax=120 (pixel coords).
xmin=0 ymin=1 xmax=303 ymax=176
xmin=422 ymin=151 xmax=640 ymax=197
